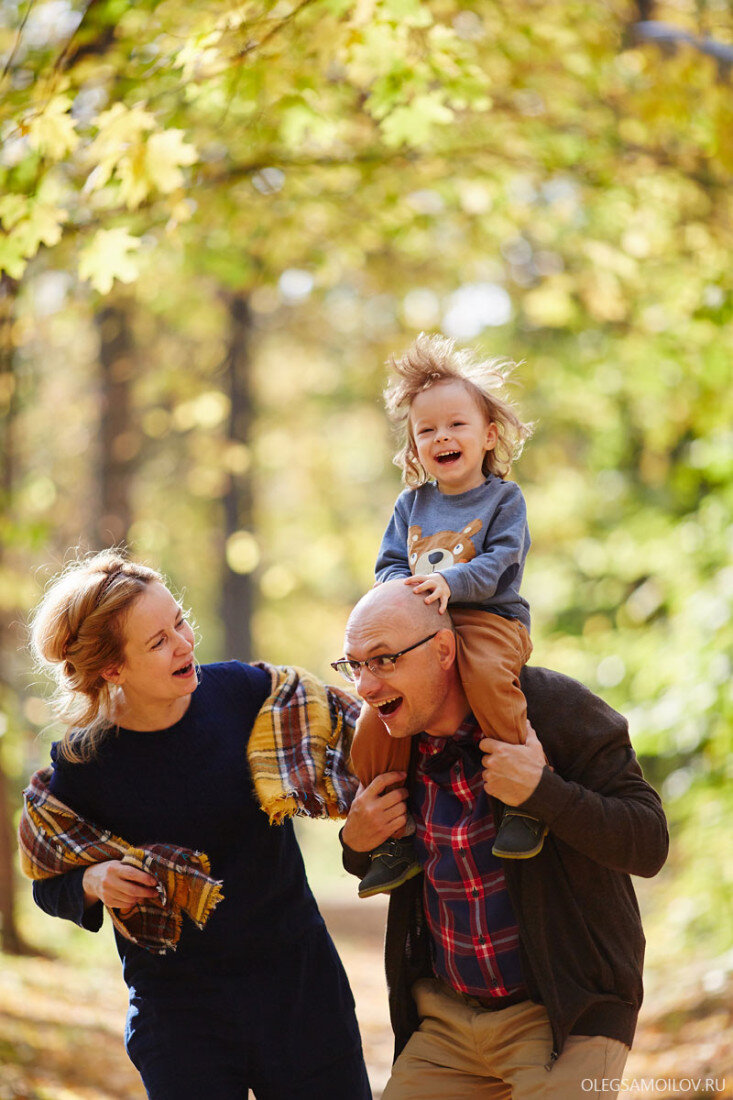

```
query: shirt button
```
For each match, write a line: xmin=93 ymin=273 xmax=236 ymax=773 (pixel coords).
xmin=472 ymin=888 xmax=479 ymax=897
xmin=454 ymin=764 xmax=460 ymax=774
xmin=478 ymin=936 xmax=485 ymax=945
xmin=457 ymin=847 xmax=465 ymax=854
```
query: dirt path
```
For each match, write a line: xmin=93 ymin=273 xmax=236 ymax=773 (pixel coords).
xmin=0 ymin=899 xmax=730 ymax=1099
xmin=321 ymin=899 xmax=733 ymax=1100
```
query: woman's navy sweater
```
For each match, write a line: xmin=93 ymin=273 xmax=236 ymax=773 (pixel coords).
xmin=33 ymin=662 xmax=324 ymax=993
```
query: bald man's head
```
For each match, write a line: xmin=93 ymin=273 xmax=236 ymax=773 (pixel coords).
xmin=342 ymin=579 xmax=467 ymax=739
xmin=346 ymin=578 xmax=452 ymax=640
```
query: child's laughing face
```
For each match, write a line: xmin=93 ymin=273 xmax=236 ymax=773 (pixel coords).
xmin=409 ymin=380 xmax=498 ymax=494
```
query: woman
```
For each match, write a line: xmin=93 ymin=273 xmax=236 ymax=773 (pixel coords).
xmin=21 ymin=550 xmax=371 ymax=1100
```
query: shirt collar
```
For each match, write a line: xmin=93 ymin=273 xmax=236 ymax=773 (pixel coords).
xmin=418 ymin=712 xmax=480 ymax=759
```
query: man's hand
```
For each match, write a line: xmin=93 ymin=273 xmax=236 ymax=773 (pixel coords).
xmin=82 ymin=860 xmax=158 ymax=912
xmin=404 ymin=572 xmax=451 ymax=613
xmin=342 ymin=772 xmax=409 ymax=853
xmin=479 ymin=722 xmax=546 ymax=805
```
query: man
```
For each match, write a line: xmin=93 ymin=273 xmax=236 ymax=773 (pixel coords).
xmin=338 ymin=580 xmax=668 ymax=1099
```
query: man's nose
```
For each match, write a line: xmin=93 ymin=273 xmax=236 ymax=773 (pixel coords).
xmin=353 ymin=664 xmax=382 ymax=696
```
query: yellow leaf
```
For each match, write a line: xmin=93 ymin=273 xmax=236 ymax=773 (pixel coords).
xmin=94 ymin=102 xmax=156 ymax=145
xmin=0 ymin=193 xmax=68 ymax=274
xmin=0 ymin=195 xmax=28 ymax=230
xmin=85 ymin=103 xmax=156 ymax=193
xmin=117 ymin=144 xmax=150 ymax=209
xmin=13 ymin=199 xmax=67 ymax=252
xmin=27 ymin=96 xmax=79 ymax=159
xmin=145 ymin=130 xmax=198 ymax=194
xmin=78 ymin=228 xmax=142 ymax=294
xmin=85 ymin=110 xmax=197 ymax=210
xmin=175 ymin=31 xmax=224 ymax=82
xmin=0 ymin=235 xmax=28 ymax=279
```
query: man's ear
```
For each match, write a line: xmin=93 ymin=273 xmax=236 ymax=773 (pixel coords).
xmin=434 ymin=627 xmax=457 ymax=670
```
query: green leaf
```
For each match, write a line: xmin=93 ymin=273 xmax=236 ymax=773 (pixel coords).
xmin=279 ymin=98 xmax=337 ymax=149
xmin=379 ymin=92 xmax=454 ymax=146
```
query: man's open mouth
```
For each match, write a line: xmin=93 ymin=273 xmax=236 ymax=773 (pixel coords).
xmin=377 ymin=697 xmax=402 ymax=716
xmin=436 ymin=450 xmax=461 ymax=464
xmin=173 ymin=662 xmax=194 ymax=677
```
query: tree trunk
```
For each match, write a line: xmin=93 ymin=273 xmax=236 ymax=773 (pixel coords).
xmin=94 ymin=302 xmax=137 ymax=548
xmin=220 ymin=294 xmax=255 ymax=661
xmin=0 ymin=274 xmax=36 ymax=955
xmin=0 ymin=759 xmax=33 ymax=955
xmin=0 ymin=274 xmax=17 ymax=502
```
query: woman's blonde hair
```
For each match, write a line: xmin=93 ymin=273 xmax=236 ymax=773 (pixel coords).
xmin=384 ymin=332 xmax=533 ymax=488
xmin=30 ymin=550 xmax=163 ymax=763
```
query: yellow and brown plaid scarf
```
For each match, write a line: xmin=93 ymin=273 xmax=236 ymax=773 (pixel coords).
xmin=248 ymin=662 xmax=360 ymax=824
xmin=18 ymin=767 xmax=224 ymax=955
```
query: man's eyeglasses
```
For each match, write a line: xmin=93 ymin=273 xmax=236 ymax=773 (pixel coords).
xmin=330 ymin=632 xmax=439 ymax=683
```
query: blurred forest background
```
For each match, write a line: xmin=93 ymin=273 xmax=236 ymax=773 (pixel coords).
xmin=0 ymin=0 xmax=732 ymax=1095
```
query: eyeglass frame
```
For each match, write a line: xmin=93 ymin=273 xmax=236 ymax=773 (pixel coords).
xmin=330 ymin=631 xmax=440 ymax=683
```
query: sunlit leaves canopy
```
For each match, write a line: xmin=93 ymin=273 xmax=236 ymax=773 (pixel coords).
xmin=1 ymin=0 xmax=732 ymax=292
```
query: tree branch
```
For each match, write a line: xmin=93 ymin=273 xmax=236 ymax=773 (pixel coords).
xmin=633 ymin=20 xmax=733 ymax=71
xmin=230 ymin=0 xmax=322 ymax=64
xmin=0 ymin=0 xmax=37 ymax=84
xmin=53 ymin=0 xmax=111 ymax=73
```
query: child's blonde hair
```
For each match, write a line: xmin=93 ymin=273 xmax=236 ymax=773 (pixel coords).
xmin=384 ymin=332 xmax=533 ymax=488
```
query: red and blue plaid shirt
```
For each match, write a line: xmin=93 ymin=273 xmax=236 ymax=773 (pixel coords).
xmin=413 ymin=714 xmax=526 ymax=1000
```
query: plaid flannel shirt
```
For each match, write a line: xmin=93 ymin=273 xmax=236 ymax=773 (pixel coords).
xmin=413 ymin=715 xmax=526 ymax=1000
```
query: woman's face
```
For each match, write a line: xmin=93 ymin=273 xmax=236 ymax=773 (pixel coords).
xmin=110 ymin=581 xmax=197 ymax=706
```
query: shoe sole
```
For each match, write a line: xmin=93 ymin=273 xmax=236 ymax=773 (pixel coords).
xmin=358 ymin=863 xmax=423 ymax=899
xmin=492 ymin=826 xmax=549 ymax=860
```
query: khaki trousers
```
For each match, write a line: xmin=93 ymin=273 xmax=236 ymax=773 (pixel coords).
xmin=382 ymin=979 xmax=629 ymax=1100
xmin=350 ymin=611 xmax=532 ymax=787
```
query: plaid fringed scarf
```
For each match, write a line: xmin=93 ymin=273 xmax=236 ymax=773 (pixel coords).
xmin=18 ymin=768 xmax=224 ymax=955
xmin=248 ymin=663 xmax=361 ymax=824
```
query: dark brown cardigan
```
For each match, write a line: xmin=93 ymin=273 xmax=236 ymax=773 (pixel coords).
xmin=342 ymin=666 xmax=669 ymax=1063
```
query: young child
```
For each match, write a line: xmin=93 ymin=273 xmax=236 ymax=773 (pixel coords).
xmin=349 ymin=332 xmax=543 ymax=898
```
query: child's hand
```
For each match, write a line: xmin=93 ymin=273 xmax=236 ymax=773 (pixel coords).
xmin=404 ymin=572 xmax=451 ymax=613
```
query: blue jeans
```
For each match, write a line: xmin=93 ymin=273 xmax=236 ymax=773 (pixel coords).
xmin=125 ymin=924 xmax=371 ymax=1099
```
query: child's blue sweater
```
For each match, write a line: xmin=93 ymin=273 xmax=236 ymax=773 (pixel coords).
xmin=376 ymin=476 xmax=531 ymax=630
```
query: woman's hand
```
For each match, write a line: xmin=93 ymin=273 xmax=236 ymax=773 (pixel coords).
xmin=82 ymin=860 xmax=158 ymax=911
